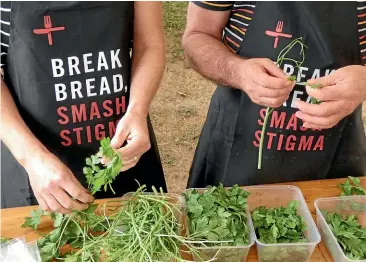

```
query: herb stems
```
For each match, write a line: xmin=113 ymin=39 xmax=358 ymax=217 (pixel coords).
xmin=258 ymin=37 xmax=307 ymax=170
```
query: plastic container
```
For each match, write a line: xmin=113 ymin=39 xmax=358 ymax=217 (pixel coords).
xmin=314 ymin=196 xmax=366 ymax=262
xmin=245 ymin=185 xmax=321 ymax=262
xmin=182 ymin=188 xmax=256 ymax=262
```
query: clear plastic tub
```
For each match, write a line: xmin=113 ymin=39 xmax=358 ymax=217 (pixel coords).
xmin=314 ymin=196 xmax=366 ymax=262
xmin=245 ymin=185 xmax=321 ymax=262
xmin=182 ymin=188 xmax=256 ymax=262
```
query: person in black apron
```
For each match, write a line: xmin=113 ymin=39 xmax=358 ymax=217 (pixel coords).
xmin=1 ymin=1 xmax=167 ymax=212
xmin=183 ymin=1 xmax=366 ymax=188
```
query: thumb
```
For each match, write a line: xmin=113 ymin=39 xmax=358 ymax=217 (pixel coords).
xmin=263 ymin=59 xmax=287 ymax=78
xmin=111 ymin=121 xmax=129 ymax=149
xmin=307 ymin=74 xmax=336 ymax=87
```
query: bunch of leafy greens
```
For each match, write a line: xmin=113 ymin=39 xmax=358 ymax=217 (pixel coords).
xmin=252 ymin=200 xmax=307 ymax=244
xmin=338 ymin=176 xmax=365 ymax=196
xmin=325 ymin=212 xmax=366 ymax=260
xmin=21 ymin=137 xmax=221 ymax=262
xmin=184 ymin=184 xmax=250 ymax=247
xmin=83 ymin=137 xmax=123 ymax=195
xmin=21 ymin=137 xmax=122 ymax=262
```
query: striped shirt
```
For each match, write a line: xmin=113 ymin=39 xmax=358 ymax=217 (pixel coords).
xmin=194 ymin=1 xmax=366 ymax=65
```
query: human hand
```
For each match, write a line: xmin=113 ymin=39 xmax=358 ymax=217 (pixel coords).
xmin=296 ymin=65 xmax=366 ymax=129
xmin=237 ymin=58 xmax=295 ymax=107
xmin=109 ymin=111 xmax=151 ymax=171
xmin=26 ymin=150 xmax=94 ymax=214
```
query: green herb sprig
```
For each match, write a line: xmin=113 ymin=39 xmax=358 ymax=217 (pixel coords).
xmin=258 ymin=37 xmax=308 ymax=169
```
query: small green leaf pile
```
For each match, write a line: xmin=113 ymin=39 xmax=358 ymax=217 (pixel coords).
xmin=325 ymin=212 xmax=366 ymax=260
xmin=339 ymin=176 xmax=365 ymax=196
xmin=184 ymin=184 xmax=250 ymax=246
xmin=252 ymin=200 xmax=307 ymax=244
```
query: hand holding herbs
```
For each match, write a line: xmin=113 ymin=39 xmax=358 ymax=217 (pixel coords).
xmin=252 ymin=200 xmax=307 ymax=244
xmin=184 ymin=184 xmax=251 ymax=247
xmin=296 ymin=65 xmax=366 ymax=130
xmin=25 ymin=149 xmax=94 ymax=214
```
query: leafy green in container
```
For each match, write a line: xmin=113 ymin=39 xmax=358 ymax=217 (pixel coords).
xmin=252 ymin=200 xmax=307 ymax=244
xmin=184 ymin=184 xmax=250 ymax=246
xmin=325 ymin=212 xmax=366 ymax=260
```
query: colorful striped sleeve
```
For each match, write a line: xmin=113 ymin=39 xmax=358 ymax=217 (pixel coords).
xmin=358 ymin=1 xmax=366 ymax=64
xmin=192 ymin=1 xmax=234 ymax=11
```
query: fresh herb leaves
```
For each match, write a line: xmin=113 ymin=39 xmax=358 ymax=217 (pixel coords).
xmin=252 ymin=200 xmax=307 ymax=244
xmin=339 ymin=176 xmax=366 ymax=196
xmin=22 ymin=137 xmax=122 ymax=262
xmin=184 ymin=184 xmax=250 ymax=246
xmin=83 ymin=137 xmax=123 ymax=195
xmin=325 ymin=212 xmax=366 ymax=260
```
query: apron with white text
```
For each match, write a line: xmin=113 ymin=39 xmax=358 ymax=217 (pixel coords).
xmin=1 ymin=1 xmax=166 ymax=208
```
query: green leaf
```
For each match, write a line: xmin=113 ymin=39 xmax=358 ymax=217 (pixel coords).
xmin=22 ymin=208 xmax=45 ymax=230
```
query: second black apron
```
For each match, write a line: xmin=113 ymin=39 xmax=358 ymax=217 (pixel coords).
xmin=188 ymin=2 xmax=366 ymax=188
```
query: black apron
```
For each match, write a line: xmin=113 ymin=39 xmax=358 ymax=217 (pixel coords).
xmin=188 ymin=2 xmax=366 ymax=188
xmin=1 ymin=1 xmax=166 ymax=208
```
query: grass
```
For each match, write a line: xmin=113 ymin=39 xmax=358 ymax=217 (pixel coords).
xmin=163 ymin=1 xmax=188 ymax=62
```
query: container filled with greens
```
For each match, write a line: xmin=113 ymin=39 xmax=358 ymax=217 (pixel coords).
xmin=314 ymin=196 xmax=366 ymax=262
xmin=245 ymin=185 xmax=320 ymax=262
xmin=183 ymin=184 xmax=256 ymax=262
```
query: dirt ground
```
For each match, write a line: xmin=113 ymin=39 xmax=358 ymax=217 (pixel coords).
xmin=153 ymin=3 xmax=366 ymax=193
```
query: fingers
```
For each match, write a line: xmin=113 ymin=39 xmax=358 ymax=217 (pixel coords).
xmin=307 ymin=74 xmax=336 ymax=87
xmin=43 ymin=193 xmax=70 ymax=214
xmin=34 ymin=192 xmax=50 ymax=212
xmin=117 ymin=138 xmax=151 ymax=161
xmin=111 ymin=121 xmax=129 ymax=149
xmin=305 ymin=85 xmax=339 ymax=102
xmin=295 ymin=110 xmax=341 ymax=129
xmin=254 ymin=72 xmax=293 ymax=90
xmin=62 ymin=176 xmax=94 ymax=204
xmin=52 ymin=188 xmax=89 ymax=211
xmin=262 ymin=59 xmax=286 ymax=78
xmin=296 ymin=100 xmax=343 ymax=117
xmin=120 ymin=155 xmax=141 ymax=172
xmin=258 ymin=96 xmax=288 ymax=108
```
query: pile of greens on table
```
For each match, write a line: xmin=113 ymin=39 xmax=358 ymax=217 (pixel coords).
xmin=18 ymin=138 xmax=220 ymax=262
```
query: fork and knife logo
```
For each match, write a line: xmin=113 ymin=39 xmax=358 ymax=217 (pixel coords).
xmin=265 ymin=21 xmax=293 ymax=48
xmin=33 ymin=15 xmax=65 ymax=46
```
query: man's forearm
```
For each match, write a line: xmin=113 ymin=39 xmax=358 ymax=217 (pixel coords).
xmin=0 ymin=79 xmax=47 ymax=166
xmin=182 ymin=32 xmax=244 ymax=89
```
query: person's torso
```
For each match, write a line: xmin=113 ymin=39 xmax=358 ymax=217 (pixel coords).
xmin=205 ymin=2 xmax=366 ymax=185
xmin=4 ymin=1 xmax=134 ymax=176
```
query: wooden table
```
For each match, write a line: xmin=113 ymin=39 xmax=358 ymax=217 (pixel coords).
xmin=1 ymin=177 xmax=365 ymax=261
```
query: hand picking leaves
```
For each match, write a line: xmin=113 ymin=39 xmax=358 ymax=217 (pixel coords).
xmin=184 ymin=184 xmax=250 ymax=246
xmin=325 ymin=212 xmax=366 ymax=260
